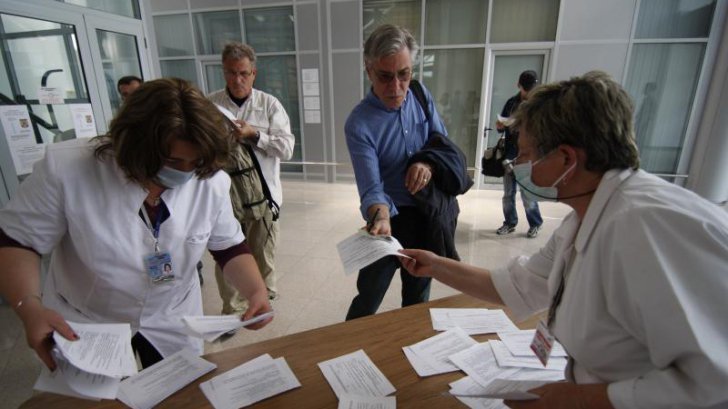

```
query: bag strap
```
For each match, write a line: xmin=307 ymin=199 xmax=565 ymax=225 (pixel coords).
xmin=409 ymin=79 xmax=431 ymax=122
xmin=243 ymin=144 xmax=281 ymax=221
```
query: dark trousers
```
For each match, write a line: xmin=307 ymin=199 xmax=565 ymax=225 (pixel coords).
xmin=131 ymin=332 xmax=163 ymax=368
xmin=346 ymin=207 xmax=433 ymax=320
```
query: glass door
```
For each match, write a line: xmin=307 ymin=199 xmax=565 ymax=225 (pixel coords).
xmin=479 ymin=51 xmax=548 ymax=186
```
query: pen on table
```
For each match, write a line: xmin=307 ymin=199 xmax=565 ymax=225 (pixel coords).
xmin=366 ymin=208 xmax=381 ymax=233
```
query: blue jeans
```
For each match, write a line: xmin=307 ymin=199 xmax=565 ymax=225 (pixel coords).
xmin=346 ymin=207 xmax=432 ymax=320
xmin=502 ymin=170 xmax=543 ymax=228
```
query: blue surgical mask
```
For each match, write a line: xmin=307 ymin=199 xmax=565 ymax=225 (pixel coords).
xmin=156 ymin=166 xmax=195 ymax=188
xmin=511 ymin=154 xmax=575 ymax=202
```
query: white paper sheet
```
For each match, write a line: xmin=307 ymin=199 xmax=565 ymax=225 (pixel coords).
xmin=449 ymin=377 xmax=508 ymax=409
xmin=303 ymin=96 xmax=320 ymax=110
xmin=337 ymin=231 xmax=410 ymax=275
xmin=497 ymin=329 xmax=567 ymax=357
xmin=497 ymin=115 xmax=514 ymax=127
xmin=200 ymin=354 xmax=300 ymax=409
xmin=302 ymin=68 xmax=319 ymax=83
xmin=182 ymin=311 xmax=275 ymax=342
xmin=302 ymin=82 xmax=320 ymax=96
xmin=304 ymin=109 xmax=321 ymax=124
xmin=477 ymin=378 xmax=549 ymax=400
xmin=337 ymin=394 xmax=396 ymax=409
xmin=117 ymin=348 xmax=216 ymax=409
xmin=404 ymin=327 xmax=477 ymax=376
xmin=318 ymin=349 xmax=395 ymax=399
xmin=448 ymin=342 xmax=519 ymax=389
xmin=68 ymin=104 xmax=97 ymax=138
xmin=53 ymin=322 xmax=137 ymax=378
xmin=402 ymin=346 xmax=440 ymax=377
xmin=489 ymin=340 xmax=567 ymax=371
xmin=34 ymin=357 xmax=120 ymax=401
xmin=430 ymin=308 xmax=518 ymax=334
xmin=38 ymin=87 xmax=65 ymax=104
xmin=0 ymin=105 xmax=44 ymax=175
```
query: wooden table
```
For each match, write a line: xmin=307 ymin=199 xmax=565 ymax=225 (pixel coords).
xmin=21 ymin=293 xmax=539 ymax=408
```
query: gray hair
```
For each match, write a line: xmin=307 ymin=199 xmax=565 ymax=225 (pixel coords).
xmin=222 ymin=42 xmax=256 ymax=67
xmin=364 ymin=24 xmax=418 ymax=68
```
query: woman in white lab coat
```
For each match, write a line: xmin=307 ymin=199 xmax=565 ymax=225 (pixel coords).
xmin=400 ymin=71 xmax=728 ymax=409
xmin=0 ymin=78 xmax=272 ymax=369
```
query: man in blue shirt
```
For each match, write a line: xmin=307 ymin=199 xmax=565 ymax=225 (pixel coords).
xmin=344 ymin=24 xmax=449 ymax=320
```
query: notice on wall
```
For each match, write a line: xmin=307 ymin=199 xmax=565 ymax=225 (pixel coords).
xmin=38 ymin=87 xmax=65 ymax=105
xmin=301 ymin=68 xmax=321 ymax=124
xmin=0 ymin=105 xmax=45 ymax=175
xmin=68 ymin=104 xmax=98 ymax=138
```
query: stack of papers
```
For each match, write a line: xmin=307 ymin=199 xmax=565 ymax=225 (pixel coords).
xmin=403 ymin=327 xmax=478 ymax=377
xmin=446 ymin=341 xmax=566 ymax=409
xmin=318 ymin=349 xmax=396 ymax=408
xmin=200 ymin=354 xmax=300 ymax=409
xmin=430 ymin=308 xmax=519 ymax=334
xmin=182 ymin=311 xmax=274 ymax=342
xmin=497 ymin=329 xmax=567 ymax=357
xmin=489 ymin=340 xmax=567 ymax=371
xmin=336 ymin=231 xmax=409 ymax=275
xmin=34 ymin=322 xmax=138 ymax=400
xmin=118 ymin=349 xmax=216 ymax=409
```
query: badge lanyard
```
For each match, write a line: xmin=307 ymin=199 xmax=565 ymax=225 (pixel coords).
xmin=140 ymin=202 xmax=175 ymax=282
xmin=531 ymin=250 xmax=576 ymax=366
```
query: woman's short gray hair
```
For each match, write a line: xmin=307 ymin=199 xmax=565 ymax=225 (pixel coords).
xmin=364 ymin=24 xmax=418 ymax=68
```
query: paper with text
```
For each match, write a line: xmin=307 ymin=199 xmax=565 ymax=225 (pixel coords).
xmin=182 ymin=311 xmax=274 ymax=342
xmin=318 ymin=349 xmax=395 ymax=398
xmin=337 ymin=231 xmax=409 ymax=275
xmin=337 ymin=394 xmax=396 ymax=409
xmin=449 ymin=377 xmax=508 ymax=409
xmin=497 ymin=329 xmax=567 ymax=357
xmin=477 ymin=378 xmax=549 ymax=400
xmin=34 ymin=357 xmax=120 ymax=400
xmin=449 ymin=342 xmax=520 ymax=389
xmin=404 ymin=327 xmax=477 ymax=376
xmin=52 ymin=322 xmax=137 ymax=378
xmin=117 ymin=348 xmax=216 ymax=409
xmin=490 ymin=340 xmax=567 ymax=371
xmin=430 ymin=308 xmax=518 ymax=334
xmin=199 ymin=354 xmax=300 ymax=409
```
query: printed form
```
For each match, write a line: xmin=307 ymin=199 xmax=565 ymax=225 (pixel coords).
xmin=337 ymin=231 xmax=410 ymax=275
xmin=318 ymin=349 xmax=396 ymax=399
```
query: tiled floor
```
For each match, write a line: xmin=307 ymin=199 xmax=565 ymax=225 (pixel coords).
xmin=0 ymin=180 xmax=572 ymax=408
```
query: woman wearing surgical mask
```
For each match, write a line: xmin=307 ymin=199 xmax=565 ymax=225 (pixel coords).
xmin=0 ymin=78 xmax=272 ymax=370
xmin=398 ymin=72 xmax=728 ymax=409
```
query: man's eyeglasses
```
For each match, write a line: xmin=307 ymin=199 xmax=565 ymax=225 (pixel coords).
xmin=224 ymin=69 xmax=255 ymax=79
xmin=372 ymin=68 xmax=412 ymax=84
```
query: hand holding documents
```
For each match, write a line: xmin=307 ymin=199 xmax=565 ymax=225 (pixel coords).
xmin=336 ymin=230 xmax=411 ymax=275
xmin=34 ymin=322 xmax=137 ymax=400
xmin=182 ymin=311 xmax=275 ymax=342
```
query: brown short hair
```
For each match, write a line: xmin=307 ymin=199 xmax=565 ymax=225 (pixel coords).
xmin=95 ymin=78 xmax=234 ymax=185
xmin=222 ymin=42 xmax=256 ymax=65
xmin=512 ymin=71 xmax=640 ymax=172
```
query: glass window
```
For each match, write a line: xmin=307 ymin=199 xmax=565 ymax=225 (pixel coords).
xmin=625 ymin=43 xmax=706 ymax=174
xmin=490 ymin=0 xmax=559 ymax=43
xmin=243 ymin=7 xmax=295 ymax=53
xmin=154 ymin=14 xmax=194 ymax=57
xmin=363 ymin=0 xmax=421 ymax=42
xmin=193 ymin=10 xmax=241 ymax=56
xmin=425 ymin=0 xmax=487 ymax=45
xmin=422 ymin=48 xmax=485 ymax=168
xmin=204 ymin=63 xmax=225 ymax=94
xmin=160 ymin=60 xmax=198 ymax=86
xmin=2 ymin=13 xmax=58 ymax=33
xmin=256 ymin=55 xmax=302 ymax=172
xmin=96 ymin=30 xmax=142 ymax=115
xmin=636 ymin=0 xmax=716 ymax=39
xmin=56 ymin=0 xmax=140 ymax=19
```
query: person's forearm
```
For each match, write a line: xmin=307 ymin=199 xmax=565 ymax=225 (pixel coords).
xmin=431 ymin=257 xmax=504 ymax=306
xmin=222 ymin=253 xmax=268 ymax=300
xmin=0 ymin=247 xmax=42 ymax=312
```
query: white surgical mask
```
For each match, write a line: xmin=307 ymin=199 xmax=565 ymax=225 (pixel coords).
xmin=511 ymin=153 xmax=575 ymax=202
xmin=156 ymin=166 xmax=195 ymax=188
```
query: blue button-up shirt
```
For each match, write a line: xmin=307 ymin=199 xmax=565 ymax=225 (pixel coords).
xmin=345 ymin=86 xmax=447 ymax=219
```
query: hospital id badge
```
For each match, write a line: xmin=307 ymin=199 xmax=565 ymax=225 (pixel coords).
xmin=143 ymin=251 xmax=175 ymax=283
xmin=530 ymin=320 xmax=555 ymax=367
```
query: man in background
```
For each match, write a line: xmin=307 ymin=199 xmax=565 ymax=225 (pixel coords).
xmin=117 ymin=75 xmax=143 ymax=101
xmin=208 ymin=42 xmax=295 ymax=317
xmin=495 ymin=70 xmax=543 ymax=238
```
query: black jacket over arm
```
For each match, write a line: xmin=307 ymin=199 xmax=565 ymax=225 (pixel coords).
xmin=407 ymin=132 xmax=473 ymax=260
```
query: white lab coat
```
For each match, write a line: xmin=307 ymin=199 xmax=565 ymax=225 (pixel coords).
xmin=208 ymin=88 xmax=295 ymax=205
xmin=491 ymin=168 xmax=728 ymax=409
xmin=0 ymin=138 xmax=244 ymax=357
